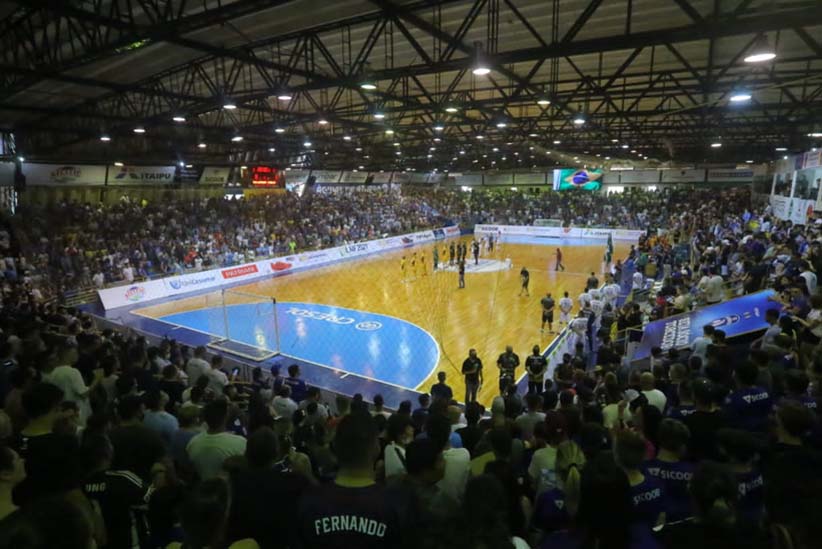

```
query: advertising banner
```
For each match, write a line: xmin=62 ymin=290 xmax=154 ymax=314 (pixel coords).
xmin=514 ymin=172 xmax=547 ymax=185
xmin=769 ymin=195 xmax=791 ymax=220
xmin=285 ymin=170 xmax=311 ymax=184
xmin=660 ymin=169 xmax=705 ymax=183
xmin=619 ymin=170 xmax=660 ymax=184
xmin=108 ymin=165 xmax=176 ymax=185
xmin=633 ymin=290 xmax=776 ymax=360
xmin=802 ymin=150 xmax=822 ymax=169
xmin=392 ymin=172 xmax=411 ymax=184
xmin=340 ymin=171 xmax=369 ymax=183
xmin=199 ymin=166 xmax=232 ymax=185
xmin=311 ymin=170 xmax=341 ymax=183
xmin=789 ymin=198 xmax=815 ymax=225
xmin=706 ymin=169 xmax=753 ymax=182
xmin=409 ymin=173 xmax=428 ymax=184
xmin=454 ymin=173 xmax=482 ymax=186
xmin=474 ymin=224 xmax=643 ymax=241
xmin=485 ymin=173 xmax=514 ymax=186
xmin=370 ymin=171 xmax=392 ymax=184
xmin=23 ymin=163 xmax=107 ymax=186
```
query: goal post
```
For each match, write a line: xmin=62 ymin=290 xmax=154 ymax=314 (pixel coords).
xmin=207 ymin=288 xmax=281 ymax=361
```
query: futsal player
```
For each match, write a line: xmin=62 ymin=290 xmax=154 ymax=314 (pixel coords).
xmin=540 ymin=292 xmax=555 ymax=333
xmin=433 ymin=247 xmax=439 ymax=271
xmin=519 ymin=267 xmax=530 ymax=296
xmin=554 ymin=248 xmax=565 ymax=271
xmin=603 ymin=275 xmax=620 ymax=306
xmin=410 ymin=253 xmax=417 ymax=280
xmin=449 ymin=242 xmax=456 ymax=265
xmin=472 ymin=240 xmax=480 ymax=265
xmin=420 ymin=254 xmax=427 ymax=276
xmin=559 ymin=291 xmax=573 ymax=327
xmin=400 ymin=255 xmax=407 ymax=282
xmin=488 ymin=234 xmax=494 ymax=252
xmin=442 ymin=244 xmax=448 ymax=267
xmin=458 ymin=260 xmax=466 ymax=288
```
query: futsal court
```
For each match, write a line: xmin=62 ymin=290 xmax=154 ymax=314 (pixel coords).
xmin=131 ymin=235 xmax=630 ymax=407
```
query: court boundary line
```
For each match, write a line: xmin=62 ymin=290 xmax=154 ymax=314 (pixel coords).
xmin=133 ymin=299 xmax=440 ymax=393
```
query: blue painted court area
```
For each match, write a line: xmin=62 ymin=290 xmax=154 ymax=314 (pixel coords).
xmin=157 ymin=301 xmax=439 ymax=389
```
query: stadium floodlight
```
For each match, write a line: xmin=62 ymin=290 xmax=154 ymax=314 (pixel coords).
xmin=433 ymin=123 xmax=444 ymax=131
xmin=572 ymin=107 xmax=586 ymax=125
xmin=223 ymin=101 xmax=237 ymax=110
xmin=172 ymin=115 xmax=186 ymax=122
xmin=744 ymin=35 xmax=776 ymax=63
xmin=198 ymin=143 xmax=207 ymax=148
xmin=100 ymin=135 xmax=111 ymax=142
xmin=472 ymin=43 xmax=491 ymax=76
xmin=711 ymin=142 xmax=722 ymax=148
xmin=729 ymin=90 xmax=752 ymax=103
xmin=231 ymin=135 xmax=243 ymax=142
xmin=274 ymin=127 xmax=286 ymax=133
xmin=133 ymin=127 xmax=146 ymax=134
xmin=445 ymin=105 xmax=459 ymax=113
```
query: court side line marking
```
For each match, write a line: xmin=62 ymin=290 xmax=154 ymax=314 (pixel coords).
xmin=132 ymin=304 xmax=432 ymax=394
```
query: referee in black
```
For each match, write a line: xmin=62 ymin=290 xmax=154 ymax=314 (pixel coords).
xmin=496 ymin=345 xmax=520 ymax=395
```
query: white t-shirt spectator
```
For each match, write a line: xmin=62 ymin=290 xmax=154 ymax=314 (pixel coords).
xmin=186 ymin=357 xmax=210 ymax=386
xmin=122 ymin=265 xmax=134 ymax=283
xmin=438 ymin=447 xmax=470 ymax=503
xmin=705 ymin=275 xmax=725 ymax=303
xmin=642 ymin=389 xmax=667 ymax=413
xmin=42 ymin=365 xmax=91 ymax=424
xmin=298 ymin=399 xmax=329 ymax=422
xmin=691 ymin=336 xmax=711 ymax=361
xmin=632 ymin=271 xmax=644 ymax=290
xmin=92 ymin=271 xmax=105 ymax=288
xmin=515 ymin=411 xmax=546 ymax=441
xmin=206 ymin=368 xmax=229 ymax=396
xmin=800 ymin=270 xmax=817 ymax=294
xmin=384 ymin=442 xmax=407 ymax=479
xmin=186 ymin=431 xmax=247 ymax=480
xmin=272 ymin=395 xmax=298 ymax=419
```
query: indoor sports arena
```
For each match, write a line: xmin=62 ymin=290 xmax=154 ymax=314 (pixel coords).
xmin=0 ymin=1 xmax=821 ymax=549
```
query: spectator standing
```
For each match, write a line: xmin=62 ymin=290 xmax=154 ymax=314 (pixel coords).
xmin=186 ymin=399 xmax=247 ymax=480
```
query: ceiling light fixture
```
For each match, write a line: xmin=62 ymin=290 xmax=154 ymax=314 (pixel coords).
xmin=172 ymin=116 xmax=186 ymax=122
xmin=472 ymin=42 xmax=491 ymax=76
xmin=223 ymin=102 xmax=237 ymax=110
xmin=133 ymin=127 xmax=146 ymax=134
xmin=198 ymin=143 xmax=207 ymax=148
xmin=231 ymin=135 xmax=243 ymax=142
xmin=744 ymin=35 xmax=776 ymax=63
xmin=729 ymin=90 xmax=752 ymax=103
xmin=99 ymin=135 xmax=111 ymax=142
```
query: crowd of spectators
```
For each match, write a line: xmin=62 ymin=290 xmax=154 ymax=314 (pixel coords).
xmin=0 ymin=186 xmax=738 ymax=300
xmin=0 ymin=185 xmax=821 ymax=549
xmin=0 ymin=290 xmax=819 ymax=549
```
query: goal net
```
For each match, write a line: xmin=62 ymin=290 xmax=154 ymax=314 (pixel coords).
xmin=206 ymin=288 xmax=280 ymax=361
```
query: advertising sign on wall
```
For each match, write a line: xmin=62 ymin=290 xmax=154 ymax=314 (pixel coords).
xmin=660 ymin=169 xmax=705 ymax=183
xmin=23 ymin=163 xmax=107 ymax=186
xmin=199 ymin=167 xmax=232 ymax=185
xmin=706 ymin=169 xmax=754 ymax=182
xmin=109 ymin=165 xmax=176 ymax=185
xmin=370 ymin=171 xmax=393 ymax=184
xmin=633 ymin=291 xmax=776 ymax=360
xmin=311 ymin=170 xmax=341 ymax=183
xmin=619 ymin=170 xmax=660 ymax=184
xmin=485 ymin=173 xmax=514 ymax=186
xmin=514 ymin=172 xmax=547 ymax=185
xmin=340 ymin=171 xmax=369 ymax=183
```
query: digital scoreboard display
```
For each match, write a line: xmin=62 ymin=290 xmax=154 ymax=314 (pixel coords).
xmin=249 ymin=166 xmax=284 ymax=187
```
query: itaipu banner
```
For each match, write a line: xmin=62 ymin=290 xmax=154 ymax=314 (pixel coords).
xmin=633 ymin=290 xmax=778 ymax=360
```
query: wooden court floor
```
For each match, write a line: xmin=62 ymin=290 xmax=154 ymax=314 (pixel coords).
xmin=136 ymin=236 xmax=630 ymax=407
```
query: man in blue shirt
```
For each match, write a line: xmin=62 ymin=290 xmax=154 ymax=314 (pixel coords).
xmin=284 ymin=364 xmax=308 ymax=403
xmin=643 ymin=419 xmax=695 ymax=523
xmin=725 ymin=361 xmax=772 ymax=433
